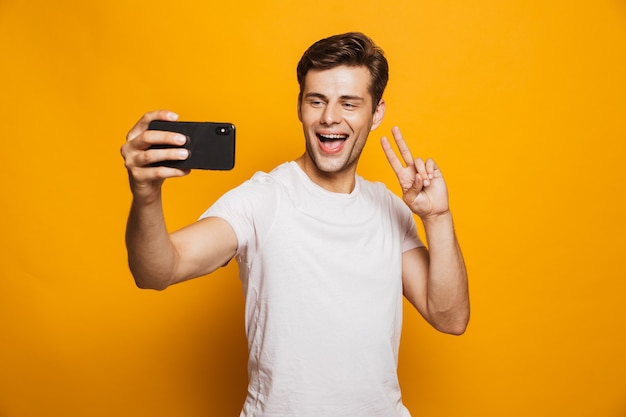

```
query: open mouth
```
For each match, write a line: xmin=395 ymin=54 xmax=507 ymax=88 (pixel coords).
xmin=316 ymin=133 xmax=348 ymax=153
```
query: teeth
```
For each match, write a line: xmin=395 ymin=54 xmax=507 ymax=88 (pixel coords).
xmin=319 ymin=134 xmax=347 ymax=140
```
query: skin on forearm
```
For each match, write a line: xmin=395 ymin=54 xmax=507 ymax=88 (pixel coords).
xmin=125 ymin=194 xmax=179 ymax=290
xmin=421 ymin=211 xmax=470 ymax=334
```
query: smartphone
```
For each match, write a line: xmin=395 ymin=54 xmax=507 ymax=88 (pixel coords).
xmin=148 ymin=121 xmax=235 ymax=170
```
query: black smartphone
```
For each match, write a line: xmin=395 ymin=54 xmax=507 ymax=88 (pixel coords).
xmin=148 ymin=121 xmax=236 ymax=170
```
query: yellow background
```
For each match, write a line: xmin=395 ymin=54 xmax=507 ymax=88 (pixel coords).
xmin=1 ymin=0 xmax=625 ymax=416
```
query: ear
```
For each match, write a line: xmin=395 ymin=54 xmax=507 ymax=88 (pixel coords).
xmin=370 ymin=99 xmax=386 ymax=131
xmin=297 ymin=96 xmax=303 ymax=122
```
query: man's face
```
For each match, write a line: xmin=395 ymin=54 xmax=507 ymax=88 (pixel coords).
xmin=298 ymin=65 xmax=385 ymax=177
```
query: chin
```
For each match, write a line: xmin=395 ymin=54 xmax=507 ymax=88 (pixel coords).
xmin=315 ymin=155 xmax=354 ymax=174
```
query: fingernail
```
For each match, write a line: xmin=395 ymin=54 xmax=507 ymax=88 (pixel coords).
xmin=177 ymin=149 xmax=189 ymax=159
xmin=167 ymin=112 xmax=179 ymax=120
xmin=174 ymin=134 xmax=187 ymax=145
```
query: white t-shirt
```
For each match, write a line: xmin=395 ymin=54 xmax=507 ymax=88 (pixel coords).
xmin=201 ymin=162 xmax=423 ymax=417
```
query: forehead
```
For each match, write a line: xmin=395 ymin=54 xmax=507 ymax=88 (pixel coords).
xmin=303 ymin=65 xmax=372 ymax=100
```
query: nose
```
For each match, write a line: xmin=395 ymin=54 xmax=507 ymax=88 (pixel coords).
xmin=321 ymin=102 xmax=342 ymax=125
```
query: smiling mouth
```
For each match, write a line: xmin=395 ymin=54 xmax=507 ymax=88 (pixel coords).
xmin=317 ymin=133 xmax=348 ymax=152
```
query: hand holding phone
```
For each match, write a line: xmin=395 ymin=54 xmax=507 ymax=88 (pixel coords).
xmin=148 ymin=121 xmax=236 ymax=170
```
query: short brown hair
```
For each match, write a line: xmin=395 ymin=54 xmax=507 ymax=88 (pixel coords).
xmin=296 ymin=32 xmax=389 ymax=112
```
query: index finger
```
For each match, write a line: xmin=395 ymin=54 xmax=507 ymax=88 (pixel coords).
xmin=126 ymin=110 xmax=179 ymax=142
xmin=390 ymin=126 xmax=415 ymax=166
xmin=381 ymin=135 xmax=405 ymax=175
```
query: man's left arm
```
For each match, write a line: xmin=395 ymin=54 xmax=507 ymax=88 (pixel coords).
xmin=381 ymin=126 xmax=470 ymax=335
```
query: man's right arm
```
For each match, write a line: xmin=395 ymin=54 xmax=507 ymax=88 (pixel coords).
xmin=121 ymin=110 xmax=237 ymax=290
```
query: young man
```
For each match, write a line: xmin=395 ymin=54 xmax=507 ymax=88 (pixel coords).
xmin=121 ymin=32 xmax=469 ymax=417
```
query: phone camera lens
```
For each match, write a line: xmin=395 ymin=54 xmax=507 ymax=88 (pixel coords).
xmin=216 ymin=126 xmax=231 ymax=135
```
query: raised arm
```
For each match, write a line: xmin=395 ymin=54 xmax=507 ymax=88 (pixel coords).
xmin=121 ymin=110 xmax=237 ymax=290
xmin=381 ymin=126 xmax=469 ymax=335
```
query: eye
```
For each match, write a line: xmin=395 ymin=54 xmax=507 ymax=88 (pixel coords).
xmin=343 ymin=102 xmax=357 ymax=109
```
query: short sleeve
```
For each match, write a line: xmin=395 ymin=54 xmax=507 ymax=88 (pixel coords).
xmin=199 ymin=171 xmax=280 ymax=262
xmin=389 ymin=191 xmax=424 ymax=253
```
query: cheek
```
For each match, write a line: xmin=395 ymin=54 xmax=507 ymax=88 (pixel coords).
xmin=300 ymin=110 xmax=318 ymax=128
xmin=345 ymin=113 xmax=372 ymax=131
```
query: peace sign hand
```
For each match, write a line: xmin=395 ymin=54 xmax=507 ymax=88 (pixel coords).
xmin=381 ymin=126 xmax=450 ymax=220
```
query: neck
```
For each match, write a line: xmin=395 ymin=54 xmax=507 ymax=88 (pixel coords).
xmin=295 ymin=155 xmax=357 ymax=194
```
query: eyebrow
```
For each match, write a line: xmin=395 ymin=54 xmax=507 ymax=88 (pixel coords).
xmin=304 ymin=92 xmax=365 ymax=102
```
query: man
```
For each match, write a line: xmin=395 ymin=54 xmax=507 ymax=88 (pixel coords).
xmin=121 ymin=32 xmax=469 ymax=417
